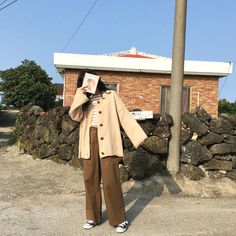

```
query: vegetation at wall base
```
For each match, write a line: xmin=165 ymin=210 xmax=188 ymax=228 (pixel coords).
xmin=9 ymin=112 xmax=23 ymax=145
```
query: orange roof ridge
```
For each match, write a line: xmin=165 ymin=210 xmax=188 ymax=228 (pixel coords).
xmin=100 ymin=47 xmax=171 ymax=59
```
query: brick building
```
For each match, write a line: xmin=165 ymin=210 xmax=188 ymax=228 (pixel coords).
xmin=54 ymin=47 xmax=233 ymax=117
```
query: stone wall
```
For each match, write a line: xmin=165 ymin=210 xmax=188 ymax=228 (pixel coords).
xmin=17 ymin=104 xmax=236 ymax=182
xmin=180 ymin=107 xmax=236 ymax=181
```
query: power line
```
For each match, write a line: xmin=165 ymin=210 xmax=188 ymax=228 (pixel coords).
xmin=0 ymin=0 xmax=8 ymax=6
xmin=219 ymin=62 xmax=232 ymax=96
xmin=0 ymin=0 xmax=18 ymax=11
xmin=46 ymin=0 xmax=99 ymax=70
xmin=60 ymin=0 xmax=99 ymax=52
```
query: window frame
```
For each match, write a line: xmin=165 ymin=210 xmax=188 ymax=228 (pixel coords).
xmin=104 ymin=82 xmax=120 ymax=94
xmin=160 ymin=85 xmax=191 ymax=114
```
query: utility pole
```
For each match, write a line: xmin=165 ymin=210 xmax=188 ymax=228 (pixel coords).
xmin=167 ymin=0 xmax=187 ymax=174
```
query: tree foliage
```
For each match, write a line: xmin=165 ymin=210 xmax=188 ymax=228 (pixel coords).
xmin=218 ymin=99 xmax=236 ymax=115
xmin=0 ymin=60 xmax=56 ymax=110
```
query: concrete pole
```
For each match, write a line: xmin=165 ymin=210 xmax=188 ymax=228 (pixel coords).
xmin=167 ymin=0 xmax=187 ymax=174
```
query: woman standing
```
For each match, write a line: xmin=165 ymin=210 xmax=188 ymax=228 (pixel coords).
xmin=69 ymin=71 xmax=148 ymax=233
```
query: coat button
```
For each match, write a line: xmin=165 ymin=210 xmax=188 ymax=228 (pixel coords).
xmin=101 ymin=152 xmax=104 ymax=155
xmin=101 ymin=137 xmax=104 ymax=140
xmin=97 ymin=100 xmax=100 ymax=104
xmin=99 ymin=111 xmax=102 ymax=114
xmin=100 ymin=124 xmax=103 ymax=127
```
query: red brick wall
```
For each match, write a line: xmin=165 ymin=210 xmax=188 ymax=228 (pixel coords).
xmin=63 ymin=69 xmax=219 ymax=117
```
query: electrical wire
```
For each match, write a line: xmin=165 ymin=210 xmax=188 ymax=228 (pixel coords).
xmin=0 ymin=0 xmax=18 ymax=11
xmin=60 ymin=0 xmax=99 ymax=52
xmin=0 ymin=0 xmax=8 ymax=6
xmin=45 ymin=0 xmax=99 ymax=70
xmin=219 ymin=62 xmax=232 ymax=96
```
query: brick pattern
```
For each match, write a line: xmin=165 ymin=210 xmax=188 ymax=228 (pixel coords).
xmin=63 ymin=69 xmax=219 ymax=117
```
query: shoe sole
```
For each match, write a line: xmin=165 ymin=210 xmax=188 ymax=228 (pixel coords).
xmin=83 ymin=226 xmax=95 ymax=230
xmin=116 ymin=228 xmax=128 ymax=233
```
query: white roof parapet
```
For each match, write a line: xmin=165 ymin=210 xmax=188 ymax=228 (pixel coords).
xmin=54 ymin=52 xmax=233 ymax=78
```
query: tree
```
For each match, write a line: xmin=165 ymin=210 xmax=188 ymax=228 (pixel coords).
xmin=0 ymin=60 xmax=56 ymax=110
xmin=218 ymin=99 xmax=236 ymax=115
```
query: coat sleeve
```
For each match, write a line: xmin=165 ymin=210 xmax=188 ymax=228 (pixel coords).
xmin=68 ymin=87 xmax=89 ymax=122
xmin=113 ymin=91 xmax=148 ymax=149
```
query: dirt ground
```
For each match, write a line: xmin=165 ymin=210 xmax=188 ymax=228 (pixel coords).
xmin=0 ymin=145 xmax=236 ymax=236
xmin=0 ymin=110 xmax=236 ymax=235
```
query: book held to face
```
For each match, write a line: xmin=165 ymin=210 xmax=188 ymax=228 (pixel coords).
xmin=82 ymin=73 xmax=99 ymax=94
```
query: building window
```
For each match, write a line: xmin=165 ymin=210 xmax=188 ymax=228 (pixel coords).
xmin=160 ymin=85 xmax=190 ymax=114
xmin=105 ymin=82 xmax=119 ymax=93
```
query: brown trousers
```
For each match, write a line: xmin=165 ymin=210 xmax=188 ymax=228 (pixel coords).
xmin=82 ymin=126 xmax=126 ymax=226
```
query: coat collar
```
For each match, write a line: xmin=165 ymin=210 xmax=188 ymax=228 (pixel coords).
xmin=91 ymin=89 xmax=112 ymax=100
xmin=85 ymin=90 xmax=112 ymax=115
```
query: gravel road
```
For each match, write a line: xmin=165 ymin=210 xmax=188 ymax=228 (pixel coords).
xmin=0 ymin=145 xmax=236 ymax=236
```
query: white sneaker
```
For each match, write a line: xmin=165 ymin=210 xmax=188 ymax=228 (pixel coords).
xmin=116 ymin=219 xmax=129 ymax=233
xmin=83 ymin=219 xmax=95 ymax=229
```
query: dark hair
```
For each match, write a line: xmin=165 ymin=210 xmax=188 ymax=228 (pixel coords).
xmin=76 ymin=70 xmax=109 ymax=112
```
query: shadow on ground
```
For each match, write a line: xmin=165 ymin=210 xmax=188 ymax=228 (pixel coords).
xmin=102 ymin=169 xmax=182 ymax=225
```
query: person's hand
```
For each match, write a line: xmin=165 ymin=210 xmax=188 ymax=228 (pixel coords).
xmin=81 ymin=85 xmax=88 ymax=94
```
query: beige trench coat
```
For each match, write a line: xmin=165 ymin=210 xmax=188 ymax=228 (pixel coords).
xmin=68 ymin=87 xmax=148 ymax=159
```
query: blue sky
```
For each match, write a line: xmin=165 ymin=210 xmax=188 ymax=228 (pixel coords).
xmin=0 ymin=0 xmax=235 ymax=101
